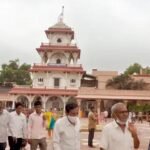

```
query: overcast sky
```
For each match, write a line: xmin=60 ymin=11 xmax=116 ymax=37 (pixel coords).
xmin=0 ymin=0 xmax=150 ymax=73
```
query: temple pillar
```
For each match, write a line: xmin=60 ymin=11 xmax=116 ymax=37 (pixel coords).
xmin=77 ymin=99 xmax=82 ymax=118
xmin=124 ymin=100 xmax=128 ymax=106
xmin=62 ymin=97 xmax=67 ymax=116
xmin=96 ymin=99 xmax=101 ymax=124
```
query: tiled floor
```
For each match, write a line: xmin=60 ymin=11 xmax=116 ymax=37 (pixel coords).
xmin=6 ymin=119 xmax=150 ymax=150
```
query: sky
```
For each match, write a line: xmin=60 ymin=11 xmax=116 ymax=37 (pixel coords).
xmin=0 ymin=0 xmax=150 ymax=73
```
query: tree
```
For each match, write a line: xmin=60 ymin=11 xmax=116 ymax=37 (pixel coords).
xmin=143 ymin=66 xmax=150 ymax=74
xmin=124 ymin=63 xmax=142 ymax=75
xmin=106 ymin=74 xmax=132 ymax=89
xmin=0 ymin=59 xmax=31 ymax=85
xmin=106 ymin=74 xmax=146 ymax=90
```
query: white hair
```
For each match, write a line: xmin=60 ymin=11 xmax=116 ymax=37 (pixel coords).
xmin=111 ymin=102 xmax=126 ymax=117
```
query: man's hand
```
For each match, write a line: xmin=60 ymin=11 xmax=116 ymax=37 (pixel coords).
xmin=28 ymin=139 xmax=32 ymax=145
xmin=12 ymin=137 xmax=17 ymax=143
xmin=128 ymin=122 xmax=137 ymax=136
xmin=43 ymin=115 xmax=46 ymax=121
xmin=128 ymin=122 xmax=140 ymax=149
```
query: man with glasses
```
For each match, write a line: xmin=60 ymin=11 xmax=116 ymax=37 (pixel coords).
xmin=99 ymin=102 xmax=140 ymax=150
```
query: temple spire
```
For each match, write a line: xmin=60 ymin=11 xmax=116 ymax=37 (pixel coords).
xmin=58 ymin=6 xmax=64 ymax=23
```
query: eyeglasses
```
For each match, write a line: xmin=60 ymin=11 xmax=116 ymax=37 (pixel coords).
xmin=118 ymin=111 xmax=129 ymax=114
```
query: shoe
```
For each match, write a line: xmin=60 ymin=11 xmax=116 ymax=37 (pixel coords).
xmin=88 ymin=145 xmax=96 ymax=148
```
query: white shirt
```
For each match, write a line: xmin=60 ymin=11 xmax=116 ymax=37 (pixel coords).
xmin=28 ymin=112 xmax=47 ymax=139
xmin=0 ymin=110 xmax=10 ymax=142
xmin=100 ymin=120 xmax=134 ymax=150
xmin=53 ymin=116 xmax=80 ymax=150
xmin=103 ymin=111 xmax=108 ymax=118
xmin=8 ymin=111 xmax=27 ymax=138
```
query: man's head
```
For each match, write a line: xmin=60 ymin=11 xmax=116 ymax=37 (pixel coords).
xmin=0 ymin=102 xmax=4 ymax=114
xmin=15 ymin=102 xmax=23 ymax=115
xmin=111 ymin=102 xmax=129 ymax=125
xmin=65 ymin=101 xmax=79 ymax=125
xmin=90 ymin=106 xmax=95 ymax=112
xmin=34 ymin=100 xmax=42 ymax=114
xmin=65 ymin=101 xmax=79 ymax=116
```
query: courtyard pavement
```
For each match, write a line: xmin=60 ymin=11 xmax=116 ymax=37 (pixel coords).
xmin=6 ymin=118 xmax=150 ymax=150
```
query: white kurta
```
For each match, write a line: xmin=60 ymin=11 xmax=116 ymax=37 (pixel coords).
xmin=53 ymin=116 xmax=80 ymax=150
xmin=100 ymin=120 xmax=134 ymax=150
xmin=0 ymin=110 xmax=10 ymax=142
xmin=8 ymin=111 xmax=27 ymax=138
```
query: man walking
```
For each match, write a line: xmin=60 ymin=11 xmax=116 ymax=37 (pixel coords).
xmin=0 ymin=102 xmax=10 ymax=150
xmin=28 ymin=100 xmax=47 ymax=150
xmin=53 ymin=101 xmax=80 ymax=150
xmin=88 ymin=106 xmax=97 ymax=148
xmin=99 ymin=102 xmax=140 ymax=150
xmin=8 ymin=102 xmax=27 ymax=150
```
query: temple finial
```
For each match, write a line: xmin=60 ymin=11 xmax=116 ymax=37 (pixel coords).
xmin=58 ymin=6 xmax=64 ymax=23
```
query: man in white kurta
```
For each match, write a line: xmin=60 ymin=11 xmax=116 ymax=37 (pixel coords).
xmin=100 ymin=120 xmax=134 ymax=150
xmin=53 ymin=101 xmax=80 ymax=150
xmin=100 ymin=102 xmax=140 ymax=150
xmin=53 ymin=116 xmax=80 ymax=150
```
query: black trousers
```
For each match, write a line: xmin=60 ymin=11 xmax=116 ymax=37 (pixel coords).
xmin=0 ymin=142 xmax=6 ymax=150
xmin=8 ymin=136 xmax=23 ymax=150
xmin=88 ymin=128 xmax=95 ymax=146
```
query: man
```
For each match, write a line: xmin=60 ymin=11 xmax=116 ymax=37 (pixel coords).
xmin=53 ymin=101 xmax=80 ymax=150
xmin=88 ymin=106 xmax=97 ymax=148
xmin=0 ymin=102 xmax=10 ymax=150
xmin=28 ymin=100 xmax=47 ymax=150
xmin=103 ymin=110 xmax=108 ymax=122
xmin=99 ymin=102 xmax=140 ymax=150
xmin=8 ymin=102 xmax=27 ymax=150
xmin=138 ymin=111 xmax=143 ymax=123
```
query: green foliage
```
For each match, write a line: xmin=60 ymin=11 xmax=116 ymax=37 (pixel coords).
xmin=143 ymin=67 xmax=150 ymax=74
xmin=124 ymin=63 xmax=142 ymax=75
xmin=106 ymin=74 xmax=146 ymax=90
xmin=128 ymin=104 xmax=150 ymax=112
xmin=0 ymin=59 xmax=31 ymax=85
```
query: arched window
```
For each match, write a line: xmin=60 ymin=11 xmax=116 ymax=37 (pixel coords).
xmin=57 ymin=38 xmax=62 ymax=43
xmin=70 ymin=79 xmax=76 ymax=83
xmin=38 ymin=78 xmax=44 ymax=85
xmin=56 ymin=59 xmax=61 ymax=64
xmin=38 ymin=78 xmax=43 ymax=82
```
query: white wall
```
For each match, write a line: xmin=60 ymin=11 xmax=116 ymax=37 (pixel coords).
xmin=32 ymin=72 xmax=82 ymax=89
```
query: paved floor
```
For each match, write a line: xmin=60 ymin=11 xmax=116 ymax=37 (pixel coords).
xmin=79 ymin=119 xmax=150 ymax=150
xmin=6 ymin=119 xmax=150 ymax=150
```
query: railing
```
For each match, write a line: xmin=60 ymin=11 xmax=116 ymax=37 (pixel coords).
xmin=33 ymin=63 xmax=82 ymax=68
xmin=41 ymin=43 xmax=77 ymax=47
xmin=32 ymin=86 xmax=78 ymax=90
xmin=78 ymin=87 xmax=150 ymax=97
xmin=13 ymin=85 xmax=31 ymax=88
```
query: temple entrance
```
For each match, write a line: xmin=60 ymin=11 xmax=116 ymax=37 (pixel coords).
xmin=32 ymin=96 xmax=42 ymax=108
xmin=46 ymin=96 xmax=63 ymax=111
xmin=17 ymin=96 xmax=29 ymax=108
xmin=81 ymin=100 xmax=97 ymax=117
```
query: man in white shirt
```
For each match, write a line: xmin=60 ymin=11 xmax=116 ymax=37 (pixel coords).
xmin=99 ymin=102 xmax=140 ymax=150
xmin=28 ymin=100 xmax=47 ymax=150
xmin=8 ymin=102 xmax=27 ymax=150
xmin=0 ymin=102 xmax=10 ymax=150
xmin=53 ymin=101 xmax=80 ymax=150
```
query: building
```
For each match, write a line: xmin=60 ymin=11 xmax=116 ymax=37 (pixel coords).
xmin=0 ymin=9 xmax=150 ymax=117
xmin=9 ymin=9 xmax=85 ymax=113
xmin=77 ymin=69 xmax=150 ymax=117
